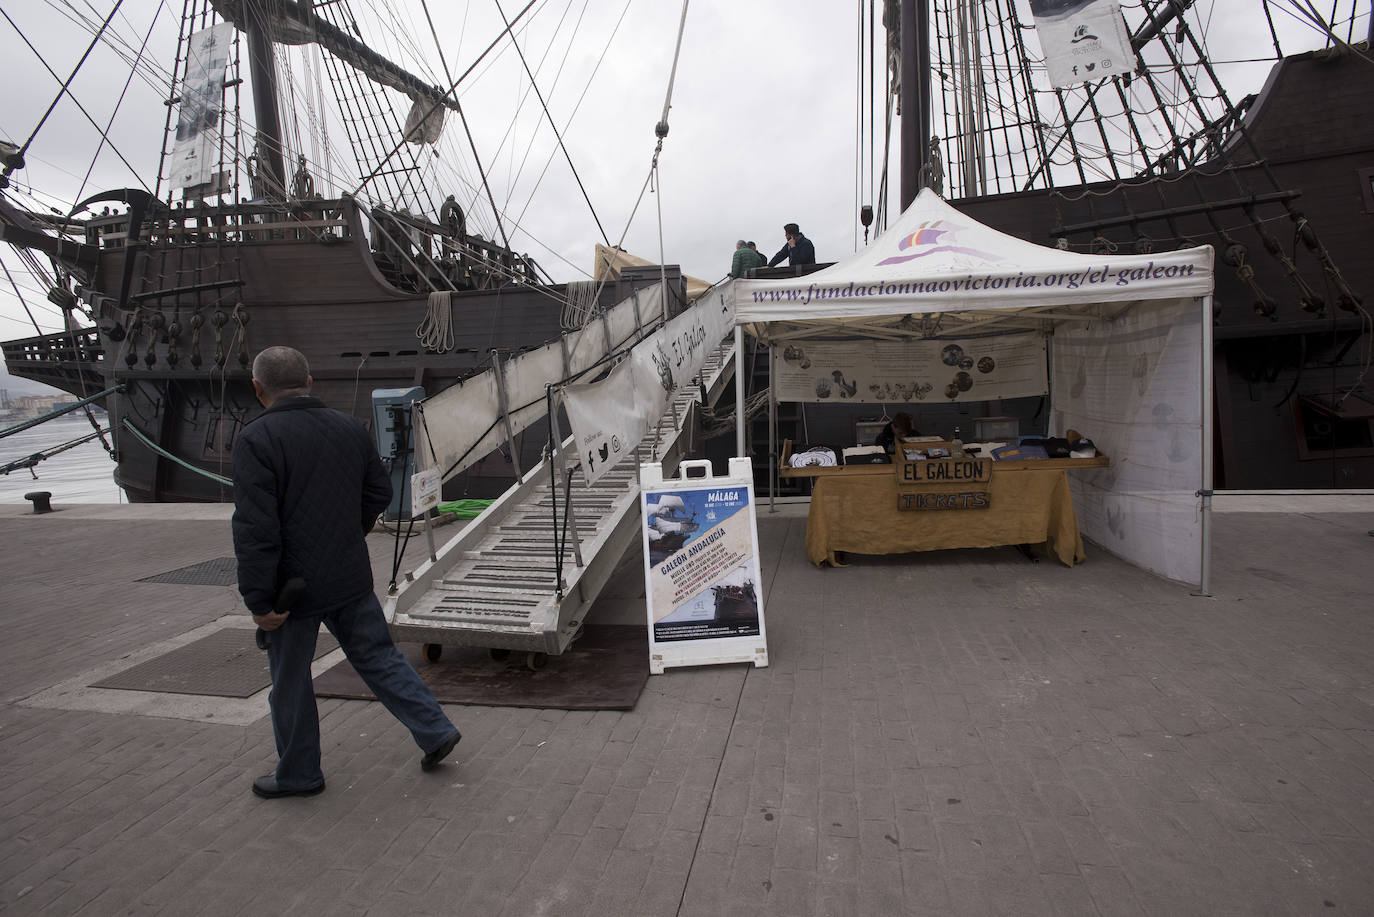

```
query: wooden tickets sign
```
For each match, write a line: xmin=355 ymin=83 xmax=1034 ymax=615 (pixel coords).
xmin=898 ymin=491 xmax=991 ymax=511
xmin=896 ymin=457 xmax=993 ymax=511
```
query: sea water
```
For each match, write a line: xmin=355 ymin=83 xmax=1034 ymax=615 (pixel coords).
xmin=0 ymin=415 xmax=123 ymax=504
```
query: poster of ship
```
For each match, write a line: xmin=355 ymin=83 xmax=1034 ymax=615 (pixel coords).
xmin=642 ymin=484 xmax=762 ymax=644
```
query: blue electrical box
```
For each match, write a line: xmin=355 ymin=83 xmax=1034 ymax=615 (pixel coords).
xmin=371 ymin=386 xmax=425 ymax=520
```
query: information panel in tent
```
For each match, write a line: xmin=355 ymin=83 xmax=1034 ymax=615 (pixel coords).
xmin=773 ymin=333 xmax=1047 ymax=404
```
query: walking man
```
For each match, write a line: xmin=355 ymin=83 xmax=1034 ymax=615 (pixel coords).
xmin=233 ymin=345 xmax=461 ymax=799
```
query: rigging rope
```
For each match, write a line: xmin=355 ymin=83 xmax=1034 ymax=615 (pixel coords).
xmin=418 ymin=0 xmax=517 ymax=260
xmin=3 ymin=1 xmax=124 ymax=173
xmin=492 ymin=0 xmax=610 ymax=246
xmin=511 ymin=0 xmax=634 ymax=236
xmin=1 ymin=3 xmax=151 ymax=195
xmin=45 ymin=0 xmax=174 ymax=94
xmin=0 ymin=427 xmax=108 ymax=477
xmin=70 ymin=2 xmax=160 ymax=209
xmin=350 ymin=0 xmax=540 ymax=200
xmin=0 ymin=258 xmax=44 ymax=336
xmin=561 ymin=0 xmax=690 ymax=371
xmin=0 ymin=386 xmax=121 ymax=440
xmin=654 ymin=0 xmax=693 ymax=308
xmin=494 ymin=0 xmax=587 ymax=219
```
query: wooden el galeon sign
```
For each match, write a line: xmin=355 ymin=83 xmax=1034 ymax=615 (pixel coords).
xmin=896 ymin=457 xmax=992 ymax=511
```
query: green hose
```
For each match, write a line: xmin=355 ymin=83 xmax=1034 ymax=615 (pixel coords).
xmin=436 ymin=498 xmax=494 ymax=519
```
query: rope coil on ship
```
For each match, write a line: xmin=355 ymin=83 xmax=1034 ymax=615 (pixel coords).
xmin=416 ymin=290 xmax=455 ymax=352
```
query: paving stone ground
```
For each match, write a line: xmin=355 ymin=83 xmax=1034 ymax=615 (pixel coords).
xmin=0 ymin=498 xmax=1371 ymax=916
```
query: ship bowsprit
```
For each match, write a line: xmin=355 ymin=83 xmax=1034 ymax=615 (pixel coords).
xmin=384 ymin=335 xmax=736 ymax=659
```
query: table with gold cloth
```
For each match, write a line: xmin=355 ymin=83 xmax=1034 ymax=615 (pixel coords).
xmin=788 ymin=459 xmax=1103 ymax=567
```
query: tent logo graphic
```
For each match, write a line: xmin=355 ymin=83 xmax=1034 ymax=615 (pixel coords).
xmin=878 ymin=219 xmax=999 ymax=266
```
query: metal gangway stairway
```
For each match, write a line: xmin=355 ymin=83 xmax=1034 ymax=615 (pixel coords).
xmin=384 ymin=336 xmax=736 ymax=668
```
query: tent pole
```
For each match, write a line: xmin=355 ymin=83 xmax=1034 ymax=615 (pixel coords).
xmin=768 ymin=344 xmax=777 ymax=513
xmin=735 ymin=327 xmax=746 ymax=458
xmin=1193 ymin=294 xmax=1214 ymax=598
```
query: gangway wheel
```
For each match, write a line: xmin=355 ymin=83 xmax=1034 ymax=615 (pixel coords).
xmin=526 ymin=652 xmax=548 ymax=671
xmin=422 ymin=643 xmax=442 ymax=663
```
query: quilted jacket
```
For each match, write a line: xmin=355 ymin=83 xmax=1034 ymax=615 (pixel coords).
xmin=232 ymin=395 xmax=392 ymax=616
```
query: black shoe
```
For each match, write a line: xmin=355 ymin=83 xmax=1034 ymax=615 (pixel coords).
xmin=252 ymin=775 xmax=326 ymax=799
xmin=421 ymin=731 xmax=462 ymax=772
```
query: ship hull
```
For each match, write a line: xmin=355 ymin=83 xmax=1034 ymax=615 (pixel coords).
xmin=945 ymin=47 xmax=1374 ymax=489
xmin=5 ymin=199 xmax=659 ymax=501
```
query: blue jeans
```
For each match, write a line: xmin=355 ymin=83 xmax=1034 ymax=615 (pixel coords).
xmin=265 ymin=592 xmax=456 ymax=789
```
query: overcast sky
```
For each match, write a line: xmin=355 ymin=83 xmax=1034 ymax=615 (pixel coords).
xmin=0 ymin=0 xmax=1364 ymax=395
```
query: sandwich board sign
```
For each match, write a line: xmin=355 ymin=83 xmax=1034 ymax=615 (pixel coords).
xmin=640 ymin=457 xmax=769 ymax=674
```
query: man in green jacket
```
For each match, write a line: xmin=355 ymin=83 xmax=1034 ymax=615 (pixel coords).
xmin=730 ymin=239 xmax=766 ymax=278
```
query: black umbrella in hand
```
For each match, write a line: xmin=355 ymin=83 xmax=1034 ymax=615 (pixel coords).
xmin=255 ymin=577 xmax=307 ymax=650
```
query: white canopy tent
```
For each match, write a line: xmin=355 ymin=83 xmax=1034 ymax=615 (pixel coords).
xmin=731 ymin=189 xmax=1216 ymax=590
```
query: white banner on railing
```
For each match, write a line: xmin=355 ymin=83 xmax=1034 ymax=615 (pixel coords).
xmin=563 ymin=283 xmax=735 ymax=485
xmin=771 ymin=332 xmax=1047 ymax=405
xmin=1030 ymin=0 xmax=1136 ymax=90
xmin=170 ymin=23 xmax=234 ymax=190
xmin=413 ymin=284 xmax=662 ymax=482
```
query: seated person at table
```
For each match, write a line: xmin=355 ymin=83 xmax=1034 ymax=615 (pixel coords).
xmin=874 ymin=412 xmax=918 ymax=453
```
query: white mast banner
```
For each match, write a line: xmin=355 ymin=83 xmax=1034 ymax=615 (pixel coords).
xmin=170 ymin=23 xmax=234 ymax=191
xmin=1030 ymin=0 xmax=1136 ymax=90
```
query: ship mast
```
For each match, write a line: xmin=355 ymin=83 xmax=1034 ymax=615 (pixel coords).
xmin=242 ymin=4 xmax=286 ymax=197
xmin=216 ymin=0 xmax=467 ymax=201
xmin=898 ymin=0 xmax=932 ymax=211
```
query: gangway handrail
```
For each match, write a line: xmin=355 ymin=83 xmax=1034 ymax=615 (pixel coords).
xmin=385 ymin=333 xmax=736 ymax=628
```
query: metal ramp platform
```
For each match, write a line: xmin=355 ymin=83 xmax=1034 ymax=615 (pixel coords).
xmin=384 ymin=336 xmax=736 ymax=664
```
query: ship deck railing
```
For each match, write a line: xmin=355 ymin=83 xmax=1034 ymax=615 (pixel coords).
xmin=1 ymin=328 xmax=106 ymax=395
xmin=87 ymin=203 xmax=356 ymax=249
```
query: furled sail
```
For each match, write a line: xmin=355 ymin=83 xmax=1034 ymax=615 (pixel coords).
xmin=403 ymin=101 xmax=446 ymax=146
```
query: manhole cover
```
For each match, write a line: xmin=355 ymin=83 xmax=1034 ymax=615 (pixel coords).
xmin=91 ymin=629 xmax=340 ymax=698
xmin=138 ymin=556 xmax=238 ymax=586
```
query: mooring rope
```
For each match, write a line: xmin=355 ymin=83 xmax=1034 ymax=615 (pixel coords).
xmin=121 ymin=419 xmax=232 ymax=486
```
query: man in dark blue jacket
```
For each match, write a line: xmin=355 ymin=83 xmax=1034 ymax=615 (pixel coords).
xmin=233 ymin=346 xmax=460 ymax=799
xmin=767 ymin=222 xmax=817 ymax=267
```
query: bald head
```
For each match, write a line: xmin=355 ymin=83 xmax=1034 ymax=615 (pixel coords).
xmin=252 ymin=346 xmax=311 ymax=404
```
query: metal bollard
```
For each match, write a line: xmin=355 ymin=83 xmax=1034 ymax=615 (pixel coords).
xmin=23 ymin=491 xmax=53 ymax=514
